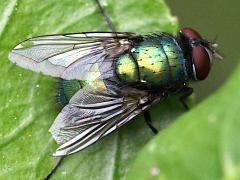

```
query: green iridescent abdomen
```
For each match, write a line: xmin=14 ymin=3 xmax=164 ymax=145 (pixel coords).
xmin=58 ymin=80 xmax=106 ymax=107
xmin=58 ymin=80 xmax=86 ymax=107
xmin=115 ymin=36 xmax=188 ymax=87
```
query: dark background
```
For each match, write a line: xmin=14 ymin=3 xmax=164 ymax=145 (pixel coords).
xmin=167 ymin=0 xmax=239 ymax=101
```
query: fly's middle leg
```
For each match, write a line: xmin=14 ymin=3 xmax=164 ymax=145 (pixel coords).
xmin=143 ymin=110 xmax=158 ymax=134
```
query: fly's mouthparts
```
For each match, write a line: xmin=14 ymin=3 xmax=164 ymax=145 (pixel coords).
xmin=213 ymin=51 xmax=224 ymax=60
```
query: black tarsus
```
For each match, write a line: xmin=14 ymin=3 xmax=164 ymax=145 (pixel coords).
xmin=179 ymin=86 xmax=193 ymax=110
xmin=44 ymin=156 xmax=65 ymax=180
xmin=144 ymin=110 xmax=158 ymax=134
xmin=95 ymin=0 xmax=116 ymax=32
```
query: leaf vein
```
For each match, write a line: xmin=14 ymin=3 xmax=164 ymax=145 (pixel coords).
xmin=0 ymin=0 xmax=18 ymax=38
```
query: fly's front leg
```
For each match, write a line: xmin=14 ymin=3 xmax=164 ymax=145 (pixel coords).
xmin=143 ymin=110 xmax=158 ymax=134
xmin=179 ymin=87 xmax=193 ymax=110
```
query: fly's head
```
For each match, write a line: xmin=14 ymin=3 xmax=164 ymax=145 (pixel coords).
xmin=178 ymin=27 xmax=222 ymax=81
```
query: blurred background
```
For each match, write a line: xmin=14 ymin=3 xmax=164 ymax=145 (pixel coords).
xmin=167 ymin=0 xmax=239 ymax=101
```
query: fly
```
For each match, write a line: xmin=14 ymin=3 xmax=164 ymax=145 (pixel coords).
xmin=8 ymin=0 xmax=222 ymax=179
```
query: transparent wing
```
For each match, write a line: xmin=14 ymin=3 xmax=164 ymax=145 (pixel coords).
xmin=8 ymin=32 xmax=140 ymax=80
xmin=49 ymin=81 xmax=163 ymax=156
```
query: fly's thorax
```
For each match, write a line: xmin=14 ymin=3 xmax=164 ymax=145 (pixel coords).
xmin=115 ymin=35 xmax=188 ymax=88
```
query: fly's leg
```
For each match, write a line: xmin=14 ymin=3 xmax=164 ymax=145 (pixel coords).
xmin=179 ymin=87 xmax=193 ymax=110
xmin=95 ymin=0 xmax=116 ymax=32
xmin=144 ymin=110 xmax=158 ymax=134
xmin=44 ymin=156 xmax=65 ymax=180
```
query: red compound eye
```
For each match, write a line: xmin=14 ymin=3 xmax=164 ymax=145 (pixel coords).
xmin=180 ymin=27 xmax=211 ymax=80
xmin=181 ymin=27 xmax=202 ymax=40
xmin=192 ymin=45 xmax=211 ymax=80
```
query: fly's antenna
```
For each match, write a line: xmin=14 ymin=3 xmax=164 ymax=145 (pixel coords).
xmin=95 ymin=0 xmax=117 ymax=32
xmin=211 ymin=34 xmax=224 ymax=60
xmin=210 ymin=43 xmax=224 ymax=60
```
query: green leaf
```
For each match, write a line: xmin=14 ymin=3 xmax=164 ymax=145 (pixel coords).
xmin=0 ymin=0 xmax=178 ymax=179
xmin=126 ymin=63 xmax=240 ymax=180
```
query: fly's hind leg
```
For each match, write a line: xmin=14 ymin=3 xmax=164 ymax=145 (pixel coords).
xmin=144 ymin=110 xmax=158 ymax=134
xmin=95 ymin=0 xmax=116 ymax=32
xmin=44 ymin=156 xmax=65 ymax=180
xmin=179 ymin=87 xmax=193 ymax=110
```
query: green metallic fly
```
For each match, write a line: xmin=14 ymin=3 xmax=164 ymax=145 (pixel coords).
xmin=8 ymin=0 xmax=222 ymax=178
xmin=9 ymin=27 xmax=221 ymax=154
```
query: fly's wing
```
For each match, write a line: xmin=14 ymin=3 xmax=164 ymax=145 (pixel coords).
xmin=8 ymin=32 xmax=140 ymax=80
xmin=50 ymin=80 xmax=163 ymax=156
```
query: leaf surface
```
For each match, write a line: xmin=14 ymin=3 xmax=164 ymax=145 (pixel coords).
xmin=0 ymin=0 xmax=178 ymax=179
xmin=126 ymin=63 xmax=240 ymax=180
